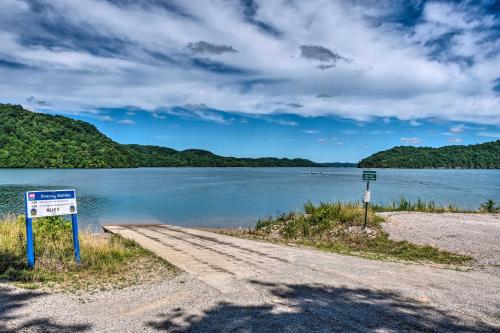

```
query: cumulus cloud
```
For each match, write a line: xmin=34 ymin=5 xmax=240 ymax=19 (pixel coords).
xmin=0 ymin=0 xmax=498 ymax=125
xmin=118 ymin=119 xmax=135 ymax=125
xmin=448 ymin=137 xmax=462 ymax=143
xmin=303 ymin=129 xmax=319 ymax=134
xmin=400 ymin=137 xmax=422 ymax=145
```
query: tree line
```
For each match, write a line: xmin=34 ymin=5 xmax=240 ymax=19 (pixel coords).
xmin=358 ymin=141 xmax=500 ymax=169
xmin=0 ymin=104 xmax=340 ymax=168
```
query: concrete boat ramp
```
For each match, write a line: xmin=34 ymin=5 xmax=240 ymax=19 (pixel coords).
xmin=102 ymin=223 xmax=500 ymax=331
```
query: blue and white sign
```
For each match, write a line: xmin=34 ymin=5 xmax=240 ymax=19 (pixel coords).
xmin=24 ymin=189 xmax=81 ymax=268
xmin=26 ymin=189 xmax=77 ymax=218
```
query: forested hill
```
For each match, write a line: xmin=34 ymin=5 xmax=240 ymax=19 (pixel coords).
xmin=124 ymin=144 xmax=331 ymax=167
xmin=358 ymin=141 xmax=500 ymax=169
xmin=0 ymin=104 xmax=136 ymax=168
xmin=0 ymin=104 xmax=351 ymax=168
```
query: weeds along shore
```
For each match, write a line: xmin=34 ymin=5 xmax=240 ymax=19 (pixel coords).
xmin=371 ymin=197 xmax=498 ymax=213
xmin=1 ymin=199 xmax=496 ymax=291
xmin=214 ymin=199 xmax=498 ymax=265
xmin=0 ymin=215 xmax=176 ymax=292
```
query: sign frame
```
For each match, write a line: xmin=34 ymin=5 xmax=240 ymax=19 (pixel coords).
xmin=24 ymin=189 xmax=80 ymax=268
xmin=362 ymin=170 xmax=377 ymax=181
xmin=26 ymin=189 xmax=77 ymax=218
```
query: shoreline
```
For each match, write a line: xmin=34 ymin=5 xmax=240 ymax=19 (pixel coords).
xmin=1 ymin=166 xmax=500 ymax=169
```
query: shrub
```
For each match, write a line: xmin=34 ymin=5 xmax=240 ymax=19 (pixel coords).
xmin=234 ymin=201 xmax=472 ymax=265
xmin=480 ymin=199 xmax=498 ymax=213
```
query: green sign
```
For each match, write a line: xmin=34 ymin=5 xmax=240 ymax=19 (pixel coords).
xmin=362 ymin=170 xmax=376 ymax=181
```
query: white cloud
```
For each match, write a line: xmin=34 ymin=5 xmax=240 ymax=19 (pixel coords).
xmin=303 ymin=129 xmax=319 ymax=134
xmin=477 ymin=131 xmax=500 ymax=138
xmin=450 ymin=125 xmax=465 ymax=134
xmin=99 ymin=115 xmax=114 ymax=122
xmin=191 ymin=109 xmax=230 ymax=124
xmin=448 ymin=137 xmax=462 ymax=143
xmin=118 ymin=119 xmax=135 ymax=125
xmin=400 ymin=137 xmax=422 ymax=145
xmin=0 ymin=1 xmax=498 ymax=124
xmin=271 ymin=119 xmax=298 ymax=126
xmin=152 ymin=112 xmax=167 ymax=119
xmin=370 ymin=130 xmax=393 ymax=135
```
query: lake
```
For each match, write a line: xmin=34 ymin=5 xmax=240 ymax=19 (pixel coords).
xmin=0 ymin=168 xmax=498 ymax=230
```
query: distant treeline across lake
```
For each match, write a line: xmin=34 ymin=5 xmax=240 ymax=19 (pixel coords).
xmin=0 ymin=168 xmax=498 ymax=230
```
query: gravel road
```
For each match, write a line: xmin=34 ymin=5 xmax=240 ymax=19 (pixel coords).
xmin=1 ymin=213 xmax=499 ymax=332
xmin=381 ymin=212 xmax=500 ymax=266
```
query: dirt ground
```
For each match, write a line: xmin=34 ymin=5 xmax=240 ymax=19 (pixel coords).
xmin=381 ymin=212 xmax=500 ymax=267
xmin=1 ymin=213 xmax=499 ymax=332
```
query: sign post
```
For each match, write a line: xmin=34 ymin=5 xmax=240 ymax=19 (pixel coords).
xmin=362 ymin=171 xmax=376 ymax=228
xmin=71 ymin=213 xmax=81 ymax=264
xmin=24 ymin=194 xmax=35 ymax=268
xmin=24 ymin=189 xmax=80 ymax=268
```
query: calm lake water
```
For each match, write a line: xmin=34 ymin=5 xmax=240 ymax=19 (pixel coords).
xmin=0 ymin=168 xmax=498 ymax=230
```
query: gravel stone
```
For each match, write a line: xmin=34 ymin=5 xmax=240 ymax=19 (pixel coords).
xmin=381 ymin=212 xmax=500 ymax=266
xmin=1 ymin=214 xmax=499 ymax=332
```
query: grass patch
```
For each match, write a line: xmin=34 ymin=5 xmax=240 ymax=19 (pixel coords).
xmin=216 ymin=201 xmax=471 ymax=265
xmin=371 ymin=197 xmax=498 ymax=213
xmin=0 ymin=215 xmax=176 ymax=292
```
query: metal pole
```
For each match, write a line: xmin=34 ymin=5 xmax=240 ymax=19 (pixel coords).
xmin=24 ymin=193 xmax=35 ymax=268
xmin=364 ymin=181 xmax=370 ymax=228
xmin=25 ymin=217 xmax=35 ymax=268
xmin=71 ymin=214 xmax=81 ymax=264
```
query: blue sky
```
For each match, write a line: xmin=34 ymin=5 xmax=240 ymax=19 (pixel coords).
xmin=0 ymin=0 xmax=499 ymax=162
xmin=66 ymin=106 xmax=498 ymax=162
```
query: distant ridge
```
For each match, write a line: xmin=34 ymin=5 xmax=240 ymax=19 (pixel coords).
xmin=358 ymin=141 xmax=500 ymax=169
xmin=0 ymin=104 xmax=355 ymax=168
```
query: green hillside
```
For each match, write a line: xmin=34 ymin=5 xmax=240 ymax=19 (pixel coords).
xmin=358 ymin=141 xmax=500 ymax=169
xmin=0 ymin=104 xmax=344 ymax=168
xmin=0 ymin=104 xmax=136 ymax=168
xmin=124 ymin=144 xmax=323 ymax=167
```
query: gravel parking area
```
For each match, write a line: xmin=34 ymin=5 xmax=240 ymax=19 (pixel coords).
xmin=1 ymin=214 xmax=499 ymax=332
xmin=381 ymin=212 xmax=500 ymax=267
